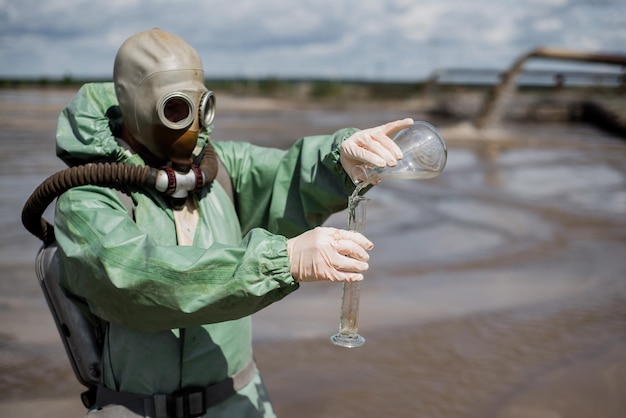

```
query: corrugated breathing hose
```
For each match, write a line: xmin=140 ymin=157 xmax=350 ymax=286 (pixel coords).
xmin=22 ymin=163 xmax=155 ymax=245
xmin=22 ymin=144 xmax=218 ymax=246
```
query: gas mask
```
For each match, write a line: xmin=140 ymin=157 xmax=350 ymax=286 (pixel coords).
xmin=113 ymin=28 xmax=215 ymax=171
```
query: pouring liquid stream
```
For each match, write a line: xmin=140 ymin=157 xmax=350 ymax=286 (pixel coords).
xmin=331 ymin=183 xmax=369 ymax=348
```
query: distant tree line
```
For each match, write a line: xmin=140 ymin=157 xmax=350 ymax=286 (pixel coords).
xmin=0 ymin=76 xmax=432 ymax=101
xmin=1 ymin=74 xmax=621 ymax=101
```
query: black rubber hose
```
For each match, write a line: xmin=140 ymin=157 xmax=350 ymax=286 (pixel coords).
xmin=22 ymin=163 xmax=157 ymax=245
xmin=22 ymin=142 xmax=219 ymax=245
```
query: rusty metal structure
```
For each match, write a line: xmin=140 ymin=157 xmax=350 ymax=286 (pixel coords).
xmin=474 ymin=47 xmax=626 ymax=130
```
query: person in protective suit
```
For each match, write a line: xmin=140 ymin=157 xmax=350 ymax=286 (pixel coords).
xmin=54 ymin=28 xmax=413 ymax=417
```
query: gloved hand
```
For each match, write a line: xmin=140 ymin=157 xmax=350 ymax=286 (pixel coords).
xmin=340 ymin=118 xmax=414 ymax=183
xmin=287 ymin=227 xmax=374 ymax=282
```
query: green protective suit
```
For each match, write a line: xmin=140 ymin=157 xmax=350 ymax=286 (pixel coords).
xmin=54 ymin=83 xmax=358 ymax=416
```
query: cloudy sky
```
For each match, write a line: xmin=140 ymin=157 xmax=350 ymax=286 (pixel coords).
xmin=1 ymin=0 xmax=624 ymax=81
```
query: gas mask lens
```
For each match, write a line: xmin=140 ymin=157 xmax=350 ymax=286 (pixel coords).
xmin=157 ymin=90 xmax=215 ymax=130
xmin=199 ymin=91 xmax=216 ymax=127
xmin=158 ymin=93 xmax=196 ymax=130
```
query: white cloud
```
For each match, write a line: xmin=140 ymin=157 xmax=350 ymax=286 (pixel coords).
xmin=0 ymin=0 xmax=624 ymax=80
xmin=533 ymin=18 xmax=563 ymax=33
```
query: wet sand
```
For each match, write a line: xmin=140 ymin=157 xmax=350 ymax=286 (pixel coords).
xmin=1 ymin=88 xmax=625 ymax=417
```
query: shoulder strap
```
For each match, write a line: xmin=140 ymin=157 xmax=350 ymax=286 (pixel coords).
xmin=215 ymin=157 xmax=234 ymax=204
xmin=117 ymin=190 xmax=135 ymax=216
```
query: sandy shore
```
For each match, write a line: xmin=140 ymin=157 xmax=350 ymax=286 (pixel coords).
xmin=253 ymin=285 xmax=626 ymax=418
xmin=2 ymin=293 xmax=625 ymax=418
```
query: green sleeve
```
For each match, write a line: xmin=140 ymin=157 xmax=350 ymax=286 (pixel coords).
xmin=214 ymin=129 xmax=359 ymax=239
xmin=54 ymin=186 xmax=297 ymax=333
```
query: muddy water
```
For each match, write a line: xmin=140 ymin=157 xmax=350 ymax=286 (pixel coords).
xmin=0 ymin=88 xmax=625 ymax=417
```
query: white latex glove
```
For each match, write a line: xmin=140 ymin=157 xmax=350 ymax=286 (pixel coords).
xmin=340 ymin=118 xmax=414 ymax=183
xmin=287 ymin=227 xmax=374 ymax=282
